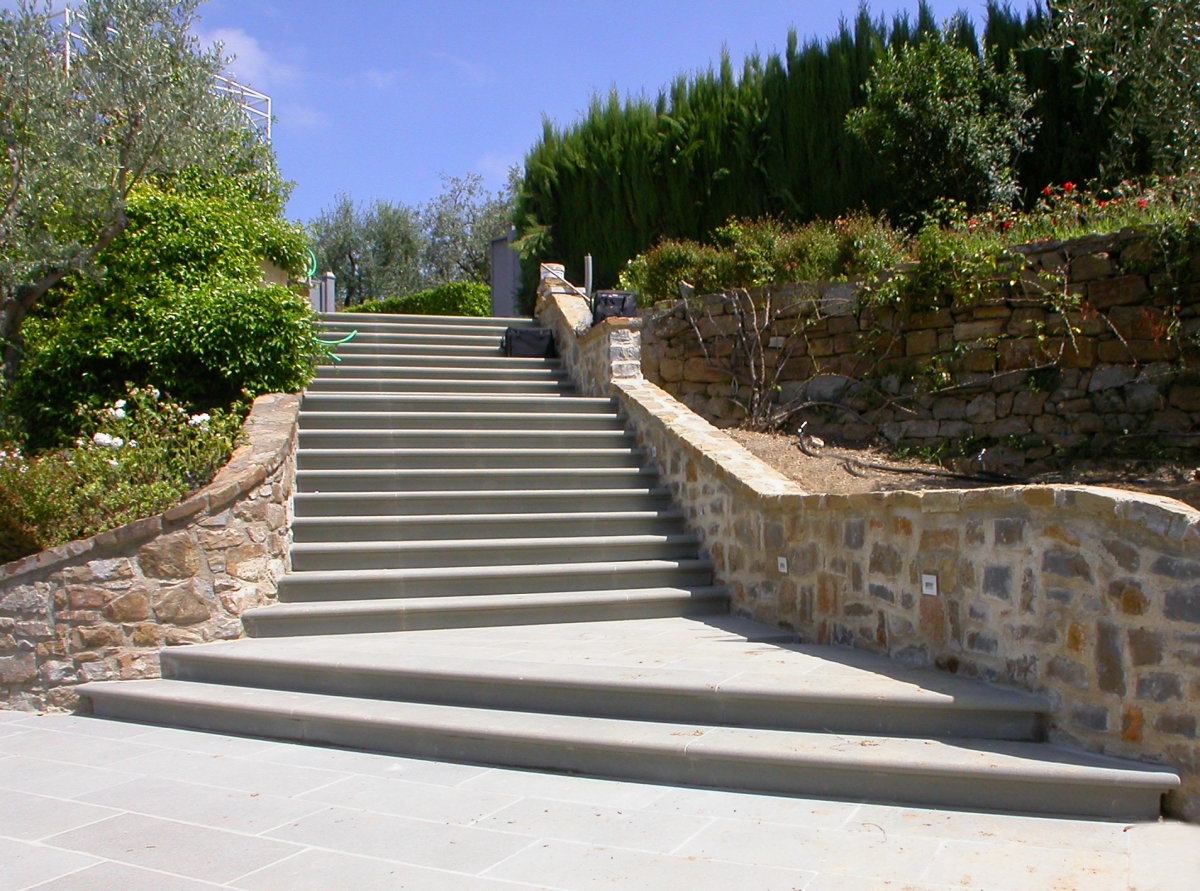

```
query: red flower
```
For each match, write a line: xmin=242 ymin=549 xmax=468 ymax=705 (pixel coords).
xmin=1098 ymin=200 xmax=1108 ymax=208
xmin=1064 ymin=182 xmax=1075 ymax=193
xmin=1138 ymin=199 xmax=1148 ymax=208
xmin=1042 ymin=185 xmax=1053 ymax=196
xmin=1002 ymin=221 xmax=1013 ymax=231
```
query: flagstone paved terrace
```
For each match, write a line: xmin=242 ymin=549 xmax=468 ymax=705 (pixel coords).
xmin=0 ymin=710 xmax=1195 ymax=891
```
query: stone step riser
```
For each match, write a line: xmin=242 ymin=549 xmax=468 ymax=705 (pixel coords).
xmin=244 ymin=589 xmax=729 ymax=637
xmin=306 ymin=379 xmax=573 ymax=395
xmin=290 ymin=538 xmax=703 ymax=572
xmin=293 ymin=490 xmax=674 ymax=518
xmin=160 ymin=652 xmax=1042 ymax=742
xmin=322 ymin=355 xmax=559 ymax=370
xmin=298 ymin=412 xmax=627 ymax=431
xmin=319 ymin=313 xmax=537 ymax=331
xmin=296 ymin=450 xmax=646 ymax=471
xmin=314 ymin=366 xmax=567 ymax=382
xmin=83 ymin=685 xmax=1168 ymax=820
xmin=297 ymin=431 xmax=636 ymax=450
xmin=332 ymin=333 xmax=509 ymax=347
xmin=295 ymin=469 xmax=657 ymax=494
xmin=331 ymin=343 xmax=505 ymax=358
xmin=300 ymin=395 xmax=613 ymax=415
xmin=276 ymin=562 xmax=715 ymax=602
xmin=291 ymin=513 xmax=688 ymax=543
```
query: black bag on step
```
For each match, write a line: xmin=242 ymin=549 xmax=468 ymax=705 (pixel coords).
xmin=503 ymin=327 xmax=557 ymax=358
xmin=592 ymin=290 xmax=638 ymax=325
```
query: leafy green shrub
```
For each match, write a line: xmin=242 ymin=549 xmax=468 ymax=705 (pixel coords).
xmin=6 ymin=173 xmax=324 ymax=450
xmin=619 ymin=215 xmax=909 ymax=303
xmin=345 ymin=281 xmax=490 ymax=317
xmin=0 ymin=387 xmax=243 ymax=564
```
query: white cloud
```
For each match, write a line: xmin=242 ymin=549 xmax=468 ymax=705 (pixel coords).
xmin=201 ymin=27 xmax=297 ymax=91
xmin=362 ymin=68 xmax=400 ymax=90
xmin=429 ymin=51 xmax=492 ymax=86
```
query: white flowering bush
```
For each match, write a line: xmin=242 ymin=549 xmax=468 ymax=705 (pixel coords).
xmin=0 ymin=387 xmax=243 ymax=563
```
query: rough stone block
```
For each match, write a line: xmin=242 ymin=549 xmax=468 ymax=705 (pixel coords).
xmin=1043 ymin=550 xmax=1093 ymax=581
xmin=1097 ymin=620 xmax=1127 ymax=695
xmin=1129 ymin=629 xmax=1164 ymax=666
xmin=137 ymin=532 xmax=201 ymax=579
xmin=1137 ymin=672 xmax=1183 ymax=702
xmin=152 ymin=580 xmax=213 ymax=627
xmin=1166 ymin=588 xmax=1200 ymax=624
xmin=1088 ymin=274 xmax=1150 ymax=309
xmin=1070 ymin=253 xmax=1114 ymax=282
xmin=982 ymin=565 xmax=1012 ymax=600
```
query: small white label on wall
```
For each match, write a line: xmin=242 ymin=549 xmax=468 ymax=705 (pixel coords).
xmin=921 ymin=574 xmax=938 ymax=597
xmin=777 ymin=557 xmax=788 ymax=574
xmin=768 ymin=336 xmax=786 ymax=349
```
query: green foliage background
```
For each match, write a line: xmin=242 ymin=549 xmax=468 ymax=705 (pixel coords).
xmin=343 ymin=282 xmax=491 ymax=317
xmin=7 ymin=171 xmax=323 ymax=450
xmin=515 ymin=2 xmax=1121 ymax=296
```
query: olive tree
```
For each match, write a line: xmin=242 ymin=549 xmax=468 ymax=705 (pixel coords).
xmin=845 ymin=32 xmax=1039 ymax=218
xmin=1040 ymin=1 xmax=1200 ymax=174
xmin=308 ymin=195 xmax=425 ymax=307
xmin=0 ymin=0 xmax=260 ymax=383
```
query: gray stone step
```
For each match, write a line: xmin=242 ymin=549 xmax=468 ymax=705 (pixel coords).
xmin=319 ymin=312 xmax=537 ymax=331
xmin=295 ymin=467 xmax=659 ymax=494
xmin=329 ymin=331 xmax=507 ymax=348
xmin=300 ymin=393 xmax=614 ymax=415
xmin=330 ymin=342 xmax=504 ymax=358
xmin=291 ymin=510 xmax=687 ymax=543
xmin=297 ymin=448 xmax=646 ymax=471
xmin=297 ymin=429 xmax=635 ymax=451
xmin=276 ymin=558 xmax=716 ymax=602
xmin=242 ymin=588 xmax=730 ymax=636
xmin=156 ymin=619 xmax=1047 ymax=740
xmin=81 ymin=679 xmax=1178 ymax=820
xmin=293 ymin=487 xmax=673 ymax=518
xmin=290 ymin=533 xmax=704 ymax=572
xmin=305 ymin=378 xmax=573 ymax=395
xmin=313 ymin=364 xmax=567 ymax=381
xmin=322 ymin=354 xmax=557 ymax=370
xmin=298 ymin=410 xmax=626 ymax=431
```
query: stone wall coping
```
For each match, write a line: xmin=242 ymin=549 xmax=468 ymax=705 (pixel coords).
xmin=0 ymin=392 xmax=301 ymax=585
xmin=578 ymin=314 xmax=644 ymax=346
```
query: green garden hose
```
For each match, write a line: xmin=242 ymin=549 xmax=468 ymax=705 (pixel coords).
xmin=317 ymin=329 xmax=357 ymax=362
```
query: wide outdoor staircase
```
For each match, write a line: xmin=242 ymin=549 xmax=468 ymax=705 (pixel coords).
xmin=81 ymin=312 xmax=1180 ymax=820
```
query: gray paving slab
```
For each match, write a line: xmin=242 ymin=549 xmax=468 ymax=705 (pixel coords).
xmin=482 ymin=838 xmax=817 ymax=890
xmin=0 ymin=836 xmax=100 ymax=891
xmin=45 ymin=812 xmax=302 ymax=883
xmin=265 ymin=805 xmax=535 ymax=873
xmin=79 ymin=776 xmax=329 ymax=834
xmin=0 ymin=727 xmax=163 ymax=766
xmin=297 ymin=773 xmax=520 ymax=825
xmin=234 ymin=848 xmax=552 ymax=891
xmin=0 ymin=714 xmax=1194 ymax=891
xmin=0 ymin=789 xmax=119 ymax=841
xmin=28 ymin=860 xmax=229 ymax=890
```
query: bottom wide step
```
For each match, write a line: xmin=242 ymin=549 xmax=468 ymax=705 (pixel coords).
xmin=80 ymin=679 xmax=1179 ymax=820
xmin=242 ymin=586 xmax=729 ymax=636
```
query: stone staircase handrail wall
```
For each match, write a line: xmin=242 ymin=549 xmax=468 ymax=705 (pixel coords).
xmin=537 ymin=268 xmax=1200 ymax=822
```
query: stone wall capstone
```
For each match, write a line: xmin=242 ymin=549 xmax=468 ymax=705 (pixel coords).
xmin=0 ymin=392 xmax=299 ymax=712
xmin=538 ymin=268 xmax=1200 ymax=822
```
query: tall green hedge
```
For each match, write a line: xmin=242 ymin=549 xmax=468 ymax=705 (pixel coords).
xmin=515 ymin=2 xmax=1129 ymax=296
xmin=343 ymin=281 xmax=490 ymax=317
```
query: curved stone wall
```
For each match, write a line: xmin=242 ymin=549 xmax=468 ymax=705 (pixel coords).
xmin=0 ymin=393 xmax=299 ymax=711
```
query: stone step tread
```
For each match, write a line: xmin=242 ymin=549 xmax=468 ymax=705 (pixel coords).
xmin=292 ymin=509 xmax=684 ymax=525
xmin=291 ymin=533 xmax=702 ymax=558
xmin=282 ymin=557 xmax=715 ymax=585
xmin=295 ymin=467 xmax=656 ymax=480
xmin=319 ymin=312 xmax=536 ymax=326
xmin=301 ymin=393 xmax=614 ymax=406
xmin=80 ymin=680 xmax=1179 ymax=806
xmin=294 ymin=486 xmax=672 ymax=501
xmin=298 ymin=429 xmax=633 ymax=440
xmin=297 ymin=448 xmax=644 ymax=459
xmin=244 ymin=587 xmax=729 ymax=632
xmin=165 ymin=618 xmax=1047 ymax=715
xmin=297 ymin=411 xmax=626 ymax=422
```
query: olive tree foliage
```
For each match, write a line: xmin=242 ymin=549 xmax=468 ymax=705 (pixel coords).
xmin=0 ymin=0 xmax=260 ymax=384
xmin=308 ymin=170 xmax=518 ymax=306
xmin=307 ymin=195 xmax=425 ymax=308
xmin=1040 ymin=1 xmax=1200 ymax=174
xmin=845 ymin=30 xmax=1039 ymax=218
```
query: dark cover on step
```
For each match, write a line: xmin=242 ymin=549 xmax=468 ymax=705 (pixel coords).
xmin=592 ymin=290 xmax=638 ymax=325
xmin=503 ymin=327 xmax=557 ymax=358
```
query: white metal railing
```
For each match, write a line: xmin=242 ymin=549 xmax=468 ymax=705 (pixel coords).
xmin=51 ymin=7 xmax=272 ymax=143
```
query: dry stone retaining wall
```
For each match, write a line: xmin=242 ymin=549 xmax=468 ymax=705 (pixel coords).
xmin=641 ymin=232 xmax=1200 ymax=466
xmin=538 ymin=270 xmax=1200 ymax=821
xmin=0 ymin=393 xmax=299 ymax=712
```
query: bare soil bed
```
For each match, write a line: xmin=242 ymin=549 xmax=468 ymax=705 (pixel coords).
xmin=727 ymin=429 xmax=1200 ymax=511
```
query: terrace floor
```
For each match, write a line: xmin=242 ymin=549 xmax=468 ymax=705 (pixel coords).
xmin=0 ymin=709 xmax=1193 ymax=891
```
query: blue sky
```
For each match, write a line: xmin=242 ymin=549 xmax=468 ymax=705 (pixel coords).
xmin=194 ymin=1 xmax=1028 ymax=222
